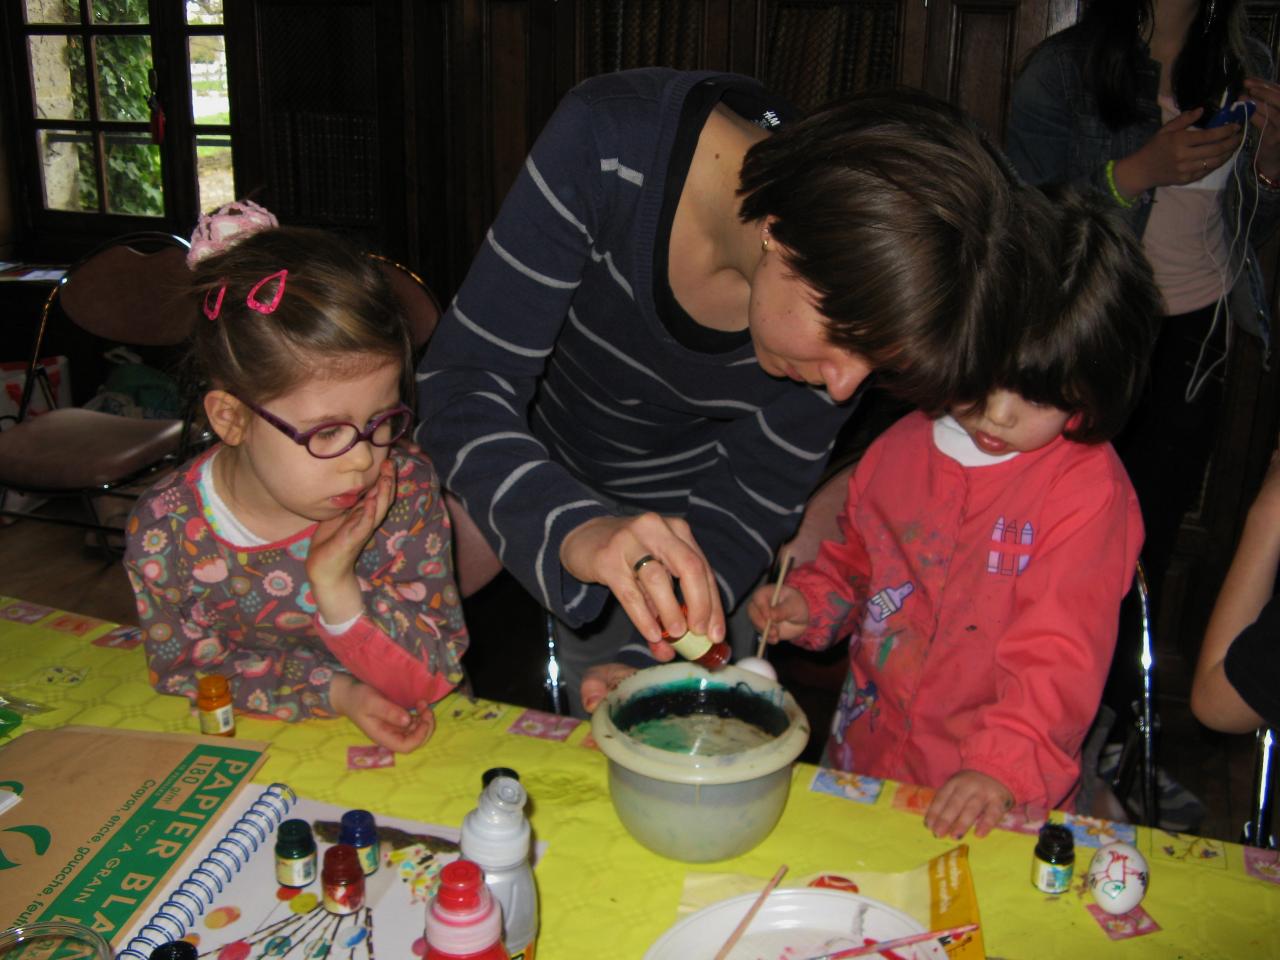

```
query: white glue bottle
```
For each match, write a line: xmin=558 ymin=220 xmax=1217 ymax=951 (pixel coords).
xmin=460 ymin=770 xmax=539 ymax=960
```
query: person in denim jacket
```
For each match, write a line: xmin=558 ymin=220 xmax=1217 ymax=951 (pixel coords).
xmin=1007 ymin=0 xmax=1280 ymax=626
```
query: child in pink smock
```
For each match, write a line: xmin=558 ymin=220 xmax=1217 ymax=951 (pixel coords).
xmin=749 ymin=190 xmax=1161 ymax=838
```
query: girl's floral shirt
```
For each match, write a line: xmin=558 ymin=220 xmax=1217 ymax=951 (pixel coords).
xmin=124 ymin=446 xmax=468 ymax=720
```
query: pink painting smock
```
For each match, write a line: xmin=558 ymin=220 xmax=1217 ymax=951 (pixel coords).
xmin=788 ymin=412 xmax=1143 ymax=809
xmin=124 ymin=446 xmax=468 ymax=720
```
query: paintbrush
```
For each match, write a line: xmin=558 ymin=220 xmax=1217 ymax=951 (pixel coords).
xmin=795 ymin=922 xmax=980 ymax=960
xmin=711 ymin=864 xmax=789 ymax=960
xmin=755 ymin=550 xmax=794 ymax=658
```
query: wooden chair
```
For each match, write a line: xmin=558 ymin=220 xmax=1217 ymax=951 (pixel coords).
xmin=367 ymin=253 xmax=443 ymax=363
xmin=0 ymin=233 xmax=201 ymax=541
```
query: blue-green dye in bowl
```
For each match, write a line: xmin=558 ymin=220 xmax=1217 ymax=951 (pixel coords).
xmin=611 ymin=679 xmax=788 ymax=756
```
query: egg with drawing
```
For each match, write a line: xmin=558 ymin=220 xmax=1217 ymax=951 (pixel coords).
xmin=1086 ymin=841 xmax=1149 ymax=915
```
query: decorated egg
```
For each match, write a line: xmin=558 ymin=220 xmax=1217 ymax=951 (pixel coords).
xmin=1087 ymin=841 xmax=1149 ymax=915
xmin=734 ymin=656 xmax=778 ymax=682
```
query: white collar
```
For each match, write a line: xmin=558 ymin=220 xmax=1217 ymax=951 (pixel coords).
xmin=933 ymin=415 xmax=1020 ymax=466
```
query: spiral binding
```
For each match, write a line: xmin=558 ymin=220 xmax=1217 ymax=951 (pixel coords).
xmin=116 ymin=783 xmax=296 ymax=960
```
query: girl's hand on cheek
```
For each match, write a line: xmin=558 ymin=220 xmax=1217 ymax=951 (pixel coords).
xmin=307 ymin=459 xmax=396 ymax=621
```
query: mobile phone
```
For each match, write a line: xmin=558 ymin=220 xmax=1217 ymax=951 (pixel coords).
xmin=1203 ymin=99 xmax=1256 ymax=129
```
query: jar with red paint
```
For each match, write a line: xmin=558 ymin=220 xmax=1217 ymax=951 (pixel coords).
xmin=321 ymin=844 xmax=365 ymax=915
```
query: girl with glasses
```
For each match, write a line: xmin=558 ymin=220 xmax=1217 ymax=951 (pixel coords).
xmin=124 ymin=203 xmax=467 ymax=753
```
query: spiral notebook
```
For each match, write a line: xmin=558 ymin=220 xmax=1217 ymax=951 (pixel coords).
xmin=0 ymin=726 xmax=268 ymax=940
xmin=114 ymin=786 xmax=468 ymax=960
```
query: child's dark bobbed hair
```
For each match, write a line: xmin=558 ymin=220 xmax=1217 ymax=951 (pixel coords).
xmin=999 ymin=186 xmax=1159 ymax=444
xmin=187 ymin=225 xmax=412 ymax=405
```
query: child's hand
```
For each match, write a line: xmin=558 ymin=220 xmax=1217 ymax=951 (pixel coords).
xmin=331 ymin=674 xmax=435 ymax=753
xmin=307 ymin=459 xmax=396 ymax=623
xmin=924 ymin=769 xmax=1013 ymax=839
xmin=581 ymin=662 xmax=638 ymax=713
xmin=746 ymin=583 xmax=810 ymax=642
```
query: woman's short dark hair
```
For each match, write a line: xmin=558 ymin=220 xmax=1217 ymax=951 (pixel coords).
xmin=187 ymin=227 xmax=412 ymax=405
xmin=997 ymin=187 xmax=1159 ymax=444
xmin=737 ymin=86 xmax=1022 ymax=411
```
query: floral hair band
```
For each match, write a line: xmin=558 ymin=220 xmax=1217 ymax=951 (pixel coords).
xmin=203 ymin=269 xmax=289 ymax=321
xmin=187 ymin=198 xmax=279 ymax=267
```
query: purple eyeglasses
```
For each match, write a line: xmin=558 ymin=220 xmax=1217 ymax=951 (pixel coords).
xmin=235 ymin=395 xmax=413 ymax=459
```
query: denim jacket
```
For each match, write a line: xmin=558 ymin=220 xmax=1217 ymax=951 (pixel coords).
xmin=1007 ymin=24 xmax=1277 ymax=349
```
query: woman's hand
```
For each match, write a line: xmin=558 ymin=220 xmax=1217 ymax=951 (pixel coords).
xmin=560 ymin=512 xmax=724 ymax=656
xmin=1245 ymin=78 xmax=1280 ymax=182
xmin=1114 ymin=108 xmax=1243 ymax=196
xmin=746 ymin=583 xmax=810 ymax=643
xmin=306 ymin=459 xmax=396 ymax=623
xmin=330 ymin=675 xmax=436 ymax=753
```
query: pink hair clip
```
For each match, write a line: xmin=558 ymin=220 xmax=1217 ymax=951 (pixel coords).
xmin=246 ymin=269 xmax=288 ymax=314
xmin=203 ymin=283 xmax=227 ymax=321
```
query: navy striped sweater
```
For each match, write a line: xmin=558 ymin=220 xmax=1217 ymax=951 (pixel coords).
xmin=417 ymin=68 xmax=855 ymax=627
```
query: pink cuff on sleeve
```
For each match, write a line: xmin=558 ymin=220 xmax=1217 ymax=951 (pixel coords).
xmin=320 ymin=616 xmax=455 ymax=708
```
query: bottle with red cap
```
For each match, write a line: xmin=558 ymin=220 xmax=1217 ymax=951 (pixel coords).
xmin=425 ymin=859 xmax=510 ymax=960
xmin=660 ymin=604 xmax=730 ymax=669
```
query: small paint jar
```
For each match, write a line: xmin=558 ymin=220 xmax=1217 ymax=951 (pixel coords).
xmin=339 ymin=809 xmax=379 ymax=876
xmin=149 ymin=942 xmax=198 ymax=960
xmin=322 ymin=843 xmax=366 ymax=915
xmin=274 ymin=818 xmax=317 ymax=887
xmin=196 ymin=675 xmax=234 ymax=736
xmin=1031 ymin=823 xmax=1075 ymax=894
xmin=482 ymin=767 xmax=519 ymax=787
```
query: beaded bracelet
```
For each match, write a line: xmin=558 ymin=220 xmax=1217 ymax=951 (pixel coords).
xmin=1104 ymin=159 xmax=1136 ymax=209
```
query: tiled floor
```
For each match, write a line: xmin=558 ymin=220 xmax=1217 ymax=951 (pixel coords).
xmin=0 ymin=503 xmax=1264 ymax=845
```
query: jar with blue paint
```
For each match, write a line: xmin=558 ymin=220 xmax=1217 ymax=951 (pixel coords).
xmin=338 ymin=809 xmax=379 ymax=876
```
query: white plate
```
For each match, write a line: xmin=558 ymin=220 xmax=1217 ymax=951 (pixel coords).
xmin=644 ymin=888 xmax=947 ymax=960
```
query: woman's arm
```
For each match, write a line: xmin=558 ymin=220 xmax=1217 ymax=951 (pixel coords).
xmin=1191 ymin=445 xmax=1280 ymax=732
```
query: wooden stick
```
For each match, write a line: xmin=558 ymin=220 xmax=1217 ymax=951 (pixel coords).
xmin=756 ymin=550 xmax=794 ymax=658
xmin=712 ymin=864 xmax=789 ymax=960
xmin=798 ymin=922 xmax=980 ymax=960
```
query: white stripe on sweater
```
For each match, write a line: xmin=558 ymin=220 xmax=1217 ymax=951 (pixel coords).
xmin=568 ymin=310 xmax=759 ymax=413
xmin=454 ymin=305 xmax=556 ymax=359
xmin=536 ymin=499 xmax=605 ymax=608
xmin=527 ymin=156 xmax=588 ymax=236
xmin=487 ymin=229 xmax=581 ymax=289
xmin=600 ymin=157 xmax=645 ymax=186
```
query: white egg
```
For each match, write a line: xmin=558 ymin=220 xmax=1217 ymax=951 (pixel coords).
xmin=1087 ymin=841 xmax=1149 ymax=915
xmin=734 ymin=656 xmax=778 ymax=682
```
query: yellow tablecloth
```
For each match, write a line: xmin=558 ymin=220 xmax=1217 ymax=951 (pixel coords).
xmin=1 ymin=597 xmax=1277 ymax=959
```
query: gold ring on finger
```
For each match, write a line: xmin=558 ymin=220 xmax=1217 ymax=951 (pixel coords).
xmin=632 ymin=554 xmax=657 ymax=575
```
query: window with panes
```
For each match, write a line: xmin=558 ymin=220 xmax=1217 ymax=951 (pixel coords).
xmin=3 ymin=0 xmax=234 ymax=258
